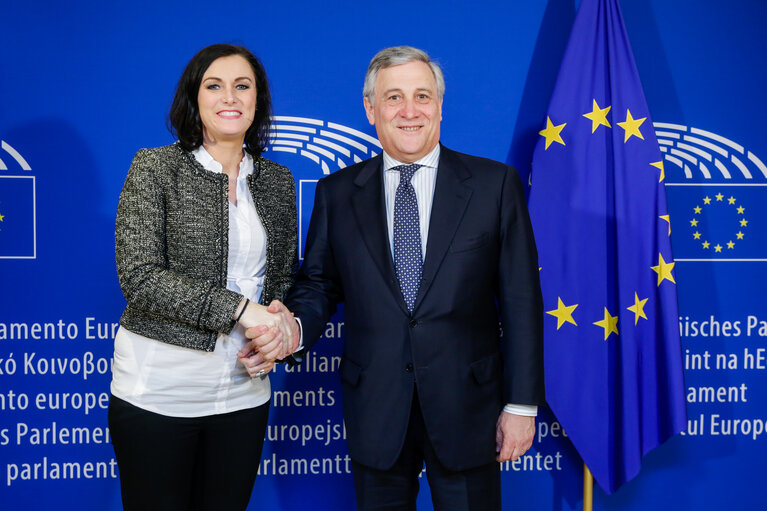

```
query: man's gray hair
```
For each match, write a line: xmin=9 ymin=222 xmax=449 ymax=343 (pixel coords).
xmin=363 ymin=46 xmax=445 ymax=104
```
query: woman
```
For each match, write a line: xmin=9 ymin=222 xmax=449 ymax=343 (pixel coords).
xmin=109 ymin=44 xmax=297 ymax=510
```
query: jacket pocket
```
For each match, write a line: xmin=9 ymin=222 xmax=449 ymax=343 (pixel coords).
xmin=340 ymin=358 xmax=363 ymax=387
xmin=449 ymin=232 xmax=489 ymax=253
xmin=470 ymin=352 xmax=502 ymax=384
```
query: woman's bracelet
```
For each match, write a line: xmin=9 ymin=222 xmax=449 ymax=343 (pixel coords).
xmin=235 ymin=299 xmax=250 ymax=322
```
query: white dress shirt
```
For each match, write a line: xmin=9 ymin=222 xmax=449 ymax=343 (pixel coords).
xmin=110 ymin=146 xmax=270 ymax=418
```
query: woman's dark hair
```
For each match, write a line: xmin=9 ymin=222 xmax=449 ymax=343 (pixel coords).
xmin=168 ymin=44 xmax=272 ymax=156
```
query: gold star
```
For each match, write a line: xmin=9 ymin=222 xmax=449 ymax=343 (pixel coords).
xmin=627 ymin=293 xmax=648 ymax=325
xmin=740 ymin=218 xmax=748 ymax=227
xmin=594 ymin=308 xmax=619 ymax=341
xmin=651 ymin=253 xmax=676 ymax=286
xmin=546 ymin=297 xmax=578 ymax=330
xmin=702 ymin=241 xmax=711 ymax=249
xmin=539 ymin=117 xmax=566 ymax=150
xmin=737 ymin=206 xmax=745 ymax=214
xmin=693 ymin=231 xmax=701 ymax=239
xmin=703 ymin=196 xmax=712 ymax=205
xmin=694 ymin=206 xmax=702 ymax=214
xmin=690 ymin=218 xmax=698 ymax=226
xmin=714 ymin=244 xmax=723 ymax=252
xmin=737 ymin=231 xmax=745 ymax=240
xmin=727 ymin=241 xmax=735 ymax=249
xmin=650 ymin=161 xmax=665 ymax=182
xmin=0 ymin=212 xmax=4 ymax=222
xmin=660 ymin=214 xmax=671 ymax=235
xmin=583 ymin=99 xmax=611 ymax=133
xmin=715 ymin=193 xmax=724 ymax=201
xmin=617 ymin=109 xmax=646 ymax=142
xmin=728 ymin=196 xmax=736 ymax=205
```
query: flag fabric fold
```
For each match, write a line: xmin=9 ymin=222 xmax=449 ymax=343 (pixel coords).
xmin=528 ymin=0 xmax=687 ymax=494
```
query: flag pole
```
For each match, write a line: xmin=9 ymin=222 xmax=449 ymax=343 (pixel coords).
xmin=583 ymin=463 xmax=593 ymax=511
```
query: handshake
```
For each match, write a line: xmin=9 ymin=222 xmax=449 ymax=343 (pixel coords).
xmin=234 ymin=300 xmax=300 ymax=378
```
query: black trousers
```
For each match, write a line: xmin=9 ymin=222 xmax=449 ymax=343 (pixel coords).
xmin=108 ymin=395 xmax=269 ymax=511
xmin=351 ymin=392 xmax=501 ymax=511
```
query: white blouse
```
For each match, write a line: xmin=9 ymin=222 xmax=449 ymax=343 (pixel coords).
xmin=110 ymin=146 xmax=270 ymax=417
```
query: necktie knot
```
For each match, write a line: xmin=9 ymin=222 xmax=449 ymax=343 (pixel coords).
xmin=392 ymin=164 xmax=421 ymax=185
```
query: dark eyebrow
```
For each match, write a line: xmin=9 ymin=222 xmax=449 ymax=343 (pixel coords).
xmin=202 ymin=76 xmax=253 ymax=83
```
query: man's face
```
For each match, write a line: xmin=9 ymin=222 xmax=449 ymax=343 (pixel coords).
xmin=364 ymin=61 xmax=443 ymax=163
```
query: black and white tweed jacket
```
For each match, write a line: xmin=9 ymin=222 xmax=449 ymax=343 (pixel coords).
xmin=115 ymin=143 xmax=297 ymax=352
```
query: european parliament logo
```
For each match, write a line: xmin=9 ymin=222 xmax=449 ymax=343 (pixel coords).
xmin=264 ymin=116 xmax=382 ymax=260
xmin=0 ymin=140 xmax=36 ymax=259
xmin=657 ymin=124 xmax=767 ymax=261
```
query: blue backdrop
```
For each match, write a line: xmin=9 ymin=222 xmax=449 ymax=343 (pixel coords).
xmin=1 ymin=1 xmax=765 ymax=509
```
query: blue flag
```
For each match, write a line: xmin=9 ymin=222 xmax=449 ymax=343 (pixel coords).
xmin=0 ymin=176 xmax=36 ymax=259
xmin=528 ymin=0 xmax=687 ymax=494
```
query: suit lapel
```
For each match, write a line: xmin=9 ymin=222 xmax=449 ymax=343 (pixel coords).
xmin=351 ymin=155 xmax=410 ymax=314
xmin=414 ymin=146 xmax=472 ymax=310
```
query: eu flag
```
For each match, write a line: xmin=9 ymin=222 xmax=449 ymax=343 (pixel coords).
xmin=0 ymin=176 xmax=36 ymax=259
xmin=528 ymin=0 xmax=687 ymax=494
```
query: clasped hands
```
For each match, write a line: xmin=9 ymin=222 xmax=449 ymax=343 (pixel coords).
xmin=236 ymin=300 xmax=300 ymax=378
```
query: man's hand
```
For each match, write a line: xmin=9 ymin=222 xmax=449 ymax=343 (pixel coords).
xmin=495 ymin=412 xmax=535 ymax=462
xmin=237 ymin=299 xmax=299 ymax=360
xmin=240 ymin=300 xmax=299 ymax=361
xmin=265 ymin=300 xmax=300 ymax=359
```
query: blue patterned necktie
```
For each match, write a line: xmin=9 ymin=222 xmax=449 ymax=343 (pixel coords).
xmin=392 ymin=164 xmax=423 ymax=313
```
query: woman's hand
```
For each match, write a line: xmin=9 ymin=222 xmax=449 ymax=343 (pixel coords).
xmin=236 ymin=349 xmax=275 ymax=379
xmin=237 ymin=300 xmax=278 ymax=329
xmin=236 ymin=300 xmax=298 ymax=366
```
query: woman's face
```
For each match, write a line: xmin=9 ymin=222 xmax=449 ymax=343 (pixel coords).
xmin=197 ymin=55 xmax=257 ymax=144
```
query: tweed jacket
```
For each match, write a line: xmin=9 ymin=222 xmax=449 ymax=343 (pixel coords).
xmin=115 ymin=143 xmax=297 ymax=352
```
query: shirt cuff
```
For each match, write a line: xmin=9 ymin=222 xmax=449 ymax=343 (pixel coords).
xmin=503 ymin=404 xmax=538 ymax=416
xmin=295 ymin=317 xmax=304 ymax=351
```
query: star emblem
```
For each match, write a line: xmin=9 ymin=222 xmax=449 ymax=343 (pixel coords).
xmin=617 ymin=109 xmax=646 ymax=142
xmin=650 ymin=161 xmax=665 ymax=182
xmin=660 ymin=215 xmax=671 ymax=235
xmin=627 ymin=293 xmax=648 ymax=325
xmin=582 ymin=99 xmax=611 ymax=133
xmin=651 ymin=253 xmax=676 ymax=286
xmin=539 ymin=117 xmax=566 ymax=150
xmin=546 ymin=297 xmax=578 ymax=330
xmin=593 ymin=308 xmax=619 ymax=341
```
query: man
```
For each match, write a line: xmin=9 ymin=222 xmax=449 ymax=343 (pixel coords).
xmin=248 ymin=46 xmax=544 ymax=510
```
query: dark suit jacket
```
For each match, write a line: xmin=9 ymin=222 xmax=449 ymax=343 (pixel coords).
xmin=286 ymin=145 xmax=544 ymax=471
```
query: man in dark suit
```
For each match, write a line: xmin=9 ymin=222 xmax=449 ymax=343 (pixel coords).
xmin=246 ymin=46 xmax=544 ymax=510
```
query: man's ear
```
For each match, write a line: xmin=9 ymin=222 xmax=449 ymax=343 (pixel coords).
xmin=363 ymin=96 xmax=376 ymax=126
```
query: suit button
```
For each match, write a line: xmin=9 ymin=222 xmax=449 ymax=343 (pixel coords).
xmin=405 ymin=363 xmax=414 ymax=372
xmin=409 ymin=319 xmax=418 ymax=328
